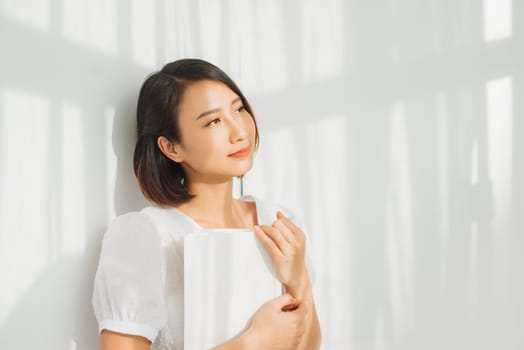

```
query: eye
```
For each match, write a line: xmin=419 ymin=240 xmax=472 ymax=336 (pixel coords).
xmin=206 ymin=118 xmax=220 ymax=127
xmin=236 ymin=105 xmax=246 ymax=113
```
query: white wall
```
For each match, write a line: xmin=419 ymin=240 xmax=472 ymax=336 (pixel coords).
xmin=1 ymin=0 xmax=522 ymax=349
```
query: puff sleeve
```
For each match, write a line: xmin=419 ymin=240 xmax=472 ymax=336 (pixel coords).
xmin=91 ymin=212 xmax=167 ymax=342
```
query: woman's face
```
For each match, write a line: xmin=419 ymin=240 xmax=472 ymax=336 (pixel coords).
xmin=173 ymin=79 xmax=256 ymax=182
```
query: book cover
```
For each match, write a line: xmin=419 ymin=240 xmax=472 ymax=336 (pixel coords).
xmin=184 ymin=229 xmax=282 ymax=349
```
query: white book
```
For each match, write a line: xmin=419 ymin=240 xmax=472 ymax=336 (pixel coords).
xmin=184 ymin=229 xmax=282 ymax=349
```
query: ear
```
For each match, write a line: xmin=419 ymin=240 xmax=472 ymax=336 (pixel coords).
xmin=157 ymin=136 xmax=184 ymax=163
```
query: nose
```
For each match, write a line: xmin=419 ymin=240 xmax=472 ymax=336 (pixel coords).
xmin=228 ymin=117 xmax=248 ymax=143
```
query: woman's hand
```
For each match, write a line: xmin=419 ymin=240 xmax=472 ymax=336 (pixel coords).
xmin=254 ymin=211 xmax=311 ymax=299
xmin=212 ymin=293 xmax=307 ymax=350
xmin=246 ymin=293 xmax=307 ymax=349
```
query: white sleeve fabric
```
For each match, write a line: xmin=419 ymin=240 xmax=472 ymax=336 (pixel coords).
xmin=91 ymin=212 xmax=167 ymax=343
xmin=276 ymin=206 xmax=316 ymax=287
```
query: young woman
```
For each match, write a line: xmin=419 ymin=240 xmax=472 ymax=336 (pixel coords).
xmin=92 ymin=58 xmax=321 ymax=349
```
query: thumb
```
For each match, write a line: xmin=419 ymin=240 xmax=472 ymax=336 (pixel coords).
xmin=273 ymin=293 xmax=299 ymax=311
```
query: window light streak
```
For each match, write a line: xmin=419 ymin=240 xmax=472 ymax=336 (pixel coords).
xmin=62 ymin=0 xmax=118 ymax=55
xmin=245 ymin=126 xmax=299 ymax=202
xmin=225 ymin=0 xmax=243 ymax=84
xmin=468 ymin=222 xmax=479 ymax=305
xmin=470 ymin=140 xmax=479 ymax=185
xmin=483 ymin=0 xmax=512 ymax=41
xmin=1 ymin=0 xmax=50 ymax=31
xmin=234 ymin=0 xmax=288 ymax=94
xmin=485 ymin=77 xmax=513 ymax=303
xmin=0 ymin=88 xmax=50 ymax=324
xmin=162 ymin=0 xmax=194 ymax=62
xmin=105 ymin=107 xmax=116 ymax=223
xmin=197 ymin=0 xmax=223 ymax=65
xmin=131 ymin=0 xmax=156 ymax=68
xmin=301 ymin=0 xmax=343 ymax=82
xmin=435 ymin=92 xmax=449 ymax=295
xmin=386 ymin=103 xmax=414 ymax=337
xmin=429 ymin=0 xmax=443 ymax=53
xmin=304 ymin=115 xmax=351 ymax=341
xmin=61 ymin=103 xmax=86 ymax=255
xmin=373 ymin=310 xmax=386 ymax=350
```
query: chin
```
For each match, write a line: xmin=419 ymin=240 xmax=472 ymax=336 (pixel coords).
xmin=231 ymin=163 xmax=253 ymax=178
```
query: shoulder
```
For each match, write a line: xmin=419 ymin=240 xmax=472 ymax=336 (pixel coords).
xmin=107 ymin=210 xmax=152 ymax=231
xmin=142 ymin=205 xmax=200 ymax=238
xmin=104 ymin=210 xmax=154 ymax=240
xmin=106 ymin=206 xmax=197 ymax=243
xmin=100 ymin=210 xmax=162 ymax=257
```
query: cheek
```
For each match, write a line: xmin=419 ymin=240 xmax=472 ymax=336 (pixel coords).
xmin=187 ymin=132 xmax=222 ymax=158
xmin=245 ymin=116 xmax=256 ymax=136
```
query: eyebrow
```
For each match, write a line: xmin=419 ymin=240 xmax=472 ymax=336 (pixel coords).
xmin=195 ymin=96 xmax=242 ymax=120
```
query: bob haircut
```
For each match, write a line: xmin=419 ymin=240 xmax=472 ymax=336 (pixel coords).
xmin=133 ymin=58 xmax=260 ymax=207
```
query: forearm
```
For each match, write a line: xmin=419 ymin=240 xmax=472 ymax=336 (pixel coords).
xmin=210 ymin=328 xmax=255 ymax=350
xmin=287 ymin=271 xmax=322 ymax=350
xmin=296 ymin=294 xmax=321 ymax=350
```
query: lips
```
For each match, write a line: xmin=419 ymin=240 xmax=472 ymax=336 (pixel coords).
xmin=228 ymin=146 xmax=250 ymax=157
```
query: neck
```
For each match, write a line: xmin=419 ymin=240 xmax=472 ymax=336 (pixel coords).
xmin=177 ymin=177 xmax=246 ymax=228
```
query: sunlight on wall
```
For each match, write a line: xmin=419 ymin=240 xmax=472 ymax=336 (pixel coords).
xmin=235 ymin=0 xmax=288 ymax=94
xmin=428 ymin=0 xmax=443 ymax=54
xmin=105 ymin=107 xmax=117 ymax=223
xmin=435 ymin=92 xmax=449 ymax=294
xmin=483 ymin=0 xmax=512 ymax=42
xmin=162 ymin=0 xmax=194 ymax=62
xmin=389 ymin=0 xmax=437 ymax=63
xmin=131 ymin=0 xmax=156 ymax=68
xmin=470 ymin=140 xmax=479 ymax=185
xmin=1 ymin=0 xmax=50 ymax=30
xmin=468 ymin=140 xmax=480 ymax=305
xmin=0 ymin=88 xmax=50 ymax=324
xmin=61 ymin=103 xmax=86 ymax=255
xmin=468 ymin=221 xmax=479 ymax=304
xmin=62 ymin=0 xmax=118 ymax=55
xmin=246 ymin=126 xmax=300 ymax=203
xmin=224 ymin=0 xmax=242 ymax=82
xmin=301 ymin=0 xmax=343 ymax=82
xmin=197 ymin=0 xmax=224 ymax=65
xmin=304 ymin=115 xmax=351 ymax=348
xmin=386 ymin=102 xmax=415 ymax=337
xmin=485 ymin=77 xmax=513 ymax=302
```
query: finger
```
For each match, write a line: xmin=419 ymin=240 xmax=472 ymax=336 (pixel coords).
xmin=273 ymin=293 xmax=297 ymax=307
xmin=259 ymin=224 xmax=291 ymax=253
xmin=281 ymin=303 xmax=299 ymax=312
xmin=254 ymin=225 xmax=282 ymax=259
xmin=274 ymin=293 xmax=299 ymax=311
xmin=272 ymin=219 xmax=296 ymax=245
xmin=276 ymin=211 xmax=304 ymax=240
xmin=282 ymin=300 xmax=306 ymax=313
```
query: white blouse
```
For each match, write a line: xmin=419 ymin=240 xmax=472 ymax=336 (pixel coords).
xmin=91 ymin=194 xmax=315 ymax=350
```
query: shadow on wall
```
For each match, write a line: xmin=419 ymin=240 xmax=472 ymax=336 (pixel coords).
xmin=112 ymin=94 xmax=151 ymax=217
xmin=0 ymin=1 xmax=170 ymax=348
xmin=0 ymin=94 xmax=149 ymax=350
xmin=0 ymin=250 xmax=100 ymax=349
